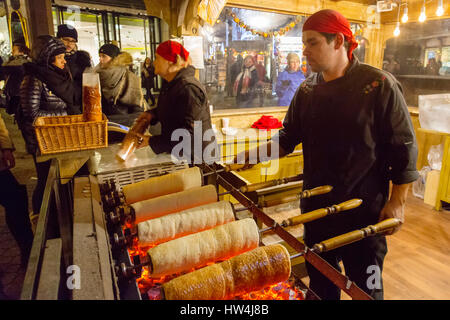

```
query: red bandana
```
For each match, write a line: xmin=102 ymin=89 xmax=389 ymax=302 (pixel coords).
xmin=302 ymin=9 xmax=358 ymax=61
xmin=156 ymin=40 xmax=190 ymax=63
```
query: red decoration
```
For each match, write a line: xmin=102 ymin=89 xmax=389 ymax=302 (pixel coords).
xmin=251 ymin=116 xmax=283 ymax=130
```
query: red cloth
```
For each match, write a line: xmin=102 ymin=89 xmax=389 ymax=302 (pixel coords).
xmin=251 ymin=115 xmax=282 ymax=130
xmin=302 ymin=9 xmax=358 ymax=61
xmin=156 ymin=40 xmax=190 ymax=63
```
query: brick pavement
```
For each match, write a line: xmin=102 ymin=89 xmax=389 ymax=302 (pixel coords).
xmin=0 ymin=109 xmax=36 ymax=300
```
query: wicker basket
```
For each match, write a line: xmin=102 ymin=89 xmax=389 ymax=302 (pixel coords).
xmin=34 ymin=114 xmax=108 ymax=155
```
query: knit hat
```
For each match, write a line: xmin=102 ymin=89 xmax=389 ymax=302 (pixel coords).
xmin=57 ymin=24 xmax=78 ymax=42
xmin=99 ymin=43 xmax=121 ymax=59
xmin=156 ymin=40 xmax=189 ymax=63
xmin=302 ymin=9 xmax=358 ymax=61
xmin=31 ymin=35 xmax=66 ymax=66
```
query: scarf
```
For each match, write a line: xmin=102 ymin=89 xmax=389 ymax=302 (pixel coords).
xmin=24 ymin=62 xmax=75 ymax=111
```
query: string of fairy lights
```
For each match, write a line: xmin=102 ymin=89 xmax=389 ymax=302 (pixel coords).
xmin=227 ymin=9 xmax=365 ymax=40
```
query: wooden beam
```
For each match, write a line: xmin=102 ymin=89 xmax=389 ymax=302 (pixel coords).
xmin=25 ymin=0 xmax=54 ymax=47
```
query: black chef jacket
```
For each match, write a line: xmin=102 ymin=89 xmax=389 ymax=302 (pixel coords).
xmin=148 ymin=66 xmax=218 ymax=164
xmin=275 ymin=56 xmax=419 ymax=243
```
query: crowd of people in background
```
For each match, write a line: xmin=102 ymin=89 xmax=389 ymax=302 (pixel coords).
xmin=0 ymin=24 xmax=157 ymax=282
xmin=383 ymin=54 xmax=447 ymax=76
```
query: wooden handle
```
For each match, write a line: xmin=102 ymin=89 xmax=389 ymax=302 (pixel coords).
xmin=224 ymin=164 xmax=246 ymax=172
xmin=285 ymin=207 xmax=328 ymax=226
xmin=300 ymin=185 xmax=333 ymax=199
xmin=240 ymin=174 xmax=304 ymax=193
xmin=260 ymin=194 xmax=299 ymax=207
xmin=313 ymin=230 xmax=365 ymax=253
xmin=259 ymin=185 xmax=332 ymax=208
xmin=365 ymin=218 xmax=401 ymax=235
xmin=282 ymin=199 xmax=362 ymax=227
xmin=240 ymin=180 xmax=280 ymax=193
xmin=333 ymin=199 xmax=363 ymax=212
xmin=312 ymin=218 xmax=401 ymax=253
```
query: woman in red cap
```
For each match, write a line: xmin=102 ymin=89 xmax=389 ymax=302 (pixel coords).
xmin=134 ymin=40 xmax=217 ymax=164
xmin=235 ymin=9 xmax=418 ymax=300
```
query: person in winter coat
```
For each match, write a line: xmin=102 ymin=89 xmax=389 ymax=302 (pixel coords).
xmin=1 ymin=39 xmax=31 ymax=116
xmin=275 ymin=52 xmax=306 ymax=106
xmin=0 ymin=112 xmax=33 ymax=268
xmin=57 ymin=24 xmax=92 ymax=110
xmin=133 ymin=40 xmax=218 ymax=164
xmin=18 ymin=35 xmax=76 ymax=216
xmin=141 ymin=57 xmax=156 ymax=106
xmin=95 ymin=43 xmax=145 ymax=135
xmin=233 ymin=55 xmax=259 ymax=108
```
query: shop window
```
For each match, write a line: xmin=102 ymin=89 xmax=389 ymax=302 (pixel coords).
xmin=0 ymin=0 xmax=10 ymax=61
xmin=116 ymin=15 xmax=148 ymax=74
xmin=201 ymin=7 xmax=365 ymax=110
xmin=55 ymin=9 xmax=105 ymax=66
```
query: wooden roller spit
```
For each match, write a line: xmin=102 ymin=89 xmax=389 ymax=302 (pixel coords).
xmin=122 ymin=167 xmax=202 ymax=204
xmin=312 ymin=218 xmax=401 ymax=253
xmin=131 ymin=185 xmax=217 ymax=224
xmin=259 ymin=185 xmax=333 ymax=207
xmin=147 ymin=218 xmax=260 ymax=277
xmin=281 ymin=199 xmax=363 ymax=227
xmin=137 ymin=201 xmax=235 ymax=246
xmin=162 ymin=244 xmax=291 ymax=300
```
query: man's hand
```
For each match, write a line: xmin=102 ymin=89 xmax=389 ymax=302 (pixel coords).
xmin=378 ymin=183 xmax=411 ymax=235
xmin=2 ymin=149 xmax=15 ymax=169
xmin=136 ymin=111 xmax=153 ymax=124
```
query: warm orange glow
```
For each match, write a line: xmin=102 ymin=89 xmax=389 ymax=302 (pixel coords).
xmin=127 ymin=235 xmax=304 ymax=300
xmin=237 ymin=280 xmax=305 ymax=300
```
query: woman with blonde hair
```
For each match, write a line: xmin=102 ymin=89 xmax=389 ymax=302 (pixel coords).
xmin=275 ymin=52 xmax=305 ymax=106
xmin=134 ymin=40 xmax=217 ymax=164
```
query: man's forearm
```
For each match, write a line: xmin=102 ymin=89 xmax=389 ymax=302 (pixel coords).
xmin=390 ymin=183 xmax=411 ymax=205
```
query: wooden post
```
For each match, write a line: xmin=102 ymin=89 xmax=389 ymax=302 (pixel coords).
xmin=25 ymin=0 xmax=54 ymax=47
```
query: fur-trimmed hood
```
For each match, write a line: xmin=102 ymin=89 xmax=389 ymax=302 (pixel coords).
xmin=95 ymin=51 xmax=133 ymax=70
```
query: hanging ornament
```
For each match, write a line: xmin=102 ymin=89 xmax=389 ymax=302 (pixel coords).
xmin=228 ymin=11 xmax=301 ymax=38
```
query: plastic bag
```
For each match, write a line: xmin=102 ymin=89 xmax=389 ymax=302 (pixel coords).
xmin=418 ymin=94 xmax=450 ymax=134
xmin=427 ymin=144 xmax=443 ymax=170
xmin=82 ymin=71 xmax=102 ymax=122
xmin=412 ymin=166 xmax=432 ymax=199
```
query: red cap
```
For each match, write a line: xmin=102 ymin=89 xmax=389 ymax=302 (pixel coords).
xmin=302 ymin=9 xmax=358 ymax=61
xmin=156 ymin=40 xmax=190 ymax=64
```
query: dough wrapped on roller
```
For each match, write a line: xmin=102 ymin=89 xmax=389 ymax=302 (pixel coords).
xmin=132 ymin=185 xmax=217 ymax=224
xmin=122 ymin=167 xmax=202 ymax=204
xmin=148 ymin=218 xmax=259 ymax=277
xmin=162 ymin=244 xmax=291 ymax=300
xmin=138 ymin=201 xmax=235 ymax=246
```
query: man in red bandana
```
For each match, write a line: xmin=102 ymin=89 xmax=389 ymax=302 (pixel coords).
xmin=236 ymin=10 xmax=418 ymax=300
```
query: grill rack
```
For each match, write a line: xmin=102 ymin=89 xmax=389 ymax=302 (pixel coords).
xmin=99 ymin=162 xmax=372 ymax=300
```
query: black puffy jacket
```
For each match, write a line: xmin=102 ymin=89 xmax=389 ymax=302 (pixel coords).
xmin=17 ymin=36 xmax=75 ymax=155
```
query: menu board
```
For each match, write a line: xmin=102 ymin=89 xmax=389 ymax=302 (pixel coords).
xmin=183 ymin=36 xmax=205 ymax=69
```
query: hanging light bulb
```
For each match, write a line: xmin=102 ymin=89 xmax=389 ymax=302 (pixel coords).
xmin=401 ymin=5 xmax=408 ymax=23
xmin=394 ymin=22 xmax=401 ymax=37
xmin=436 ymin=0 xmax=444 ymax=16
xmin=419 ymin=2 xmax=426 ymax=22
